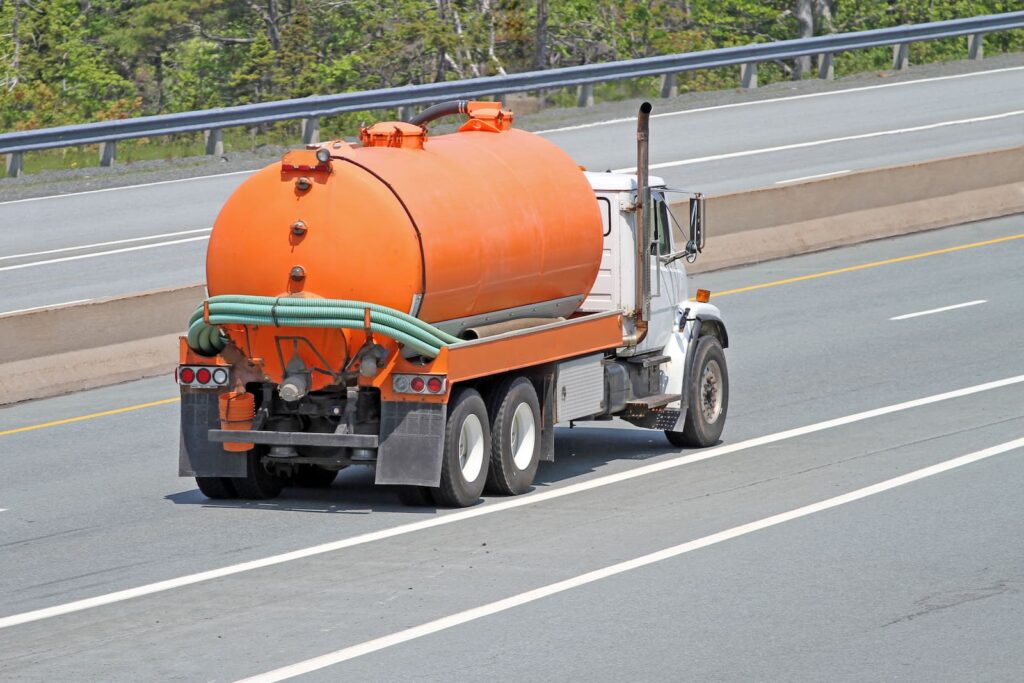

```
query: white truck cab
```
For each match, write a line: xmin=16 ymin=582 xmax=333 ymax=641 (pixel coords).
xmin=581 ymin=170 xmax=728 ymax=442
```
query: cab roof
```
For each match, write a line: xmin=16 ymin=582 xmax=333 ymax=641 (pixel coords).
xmin=584 ymin=171 xmax=666 ymax=192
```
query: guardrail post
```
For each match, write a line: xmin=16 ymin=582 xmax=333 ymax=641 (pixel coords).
xmin=818 ymin=53 xmax=834 ymax=80
xmin=740 ymin=62 xmax=758 ymax=89
xmin=301 ymin=117 xmax=320 ymax=145
xmin=577 ymin=83 xmax=594 ymax=107
xmin=99 ymin=141 xmax=116 ymax=167
xmin=204 ymin=129 xmax=224 ymax=156
xmin=5 ymin=152 xmax=23 ymax=178
xmin=893 ymin=43 xmax=910 ymax=70
xmin=660 ymin=73 xmax=678 ymax=99
xmin=968 ymin=33 xmax=984 ymax=60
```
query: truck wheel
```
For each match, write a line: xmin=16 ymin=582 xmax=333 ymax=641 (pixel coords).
xmin=195 ymin=477 xmax=236 ymax=499
xmin=485 ymin=376 xmax=541 ymax=495
xmin=395 ymin=486 xmax=435 ymax=507
xmin=231 ymin=449 xmax=286 ymax=500
xmin=291 ymin=465 xmax=339 ymax=488
xmin=666 ymin=335 xmax=729 ymax=448
xmin=432 ymin=388 xmax=490 ymax=508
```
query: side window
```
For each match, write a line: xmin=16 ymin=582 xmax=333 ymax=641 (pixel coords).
xmin=597 ymin=196 xmax=612 ymax=236
xmin=651 ymin=196 xmax=672 ymax=255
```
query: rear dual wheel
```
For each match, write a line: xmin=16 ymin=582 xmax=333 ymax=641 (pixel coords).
xmin=486 ymin=377 xmax=541 ymax=496
xmin=432 ymin=389 xmax=491 ymax=508
xmin=195 ymin=476 xmax=236 ymax=499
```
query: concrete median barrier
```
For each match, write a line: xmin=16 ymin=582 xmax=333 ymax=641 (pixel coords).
xmin=0 ymin=285 xmax=204 ymax=405
xmin=672 ymin=145 xmax=1024 ymax=273
xmin=2 ymin=146 xmax=1022 ymax=404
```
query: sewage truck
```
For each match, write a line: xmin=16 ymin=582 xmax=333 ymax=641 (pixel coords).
xmin=178 ymin=101 xmax=729 ymax=506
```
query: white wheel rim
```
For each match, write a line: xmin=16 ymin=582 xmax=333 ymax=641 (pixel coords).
xmin=458 ymin=413 xmax=485 ymax=483
xmin=509 ymin=402 xmax=537 ymax=471
xmin=700 ymin=359 xmax=723 ymax=424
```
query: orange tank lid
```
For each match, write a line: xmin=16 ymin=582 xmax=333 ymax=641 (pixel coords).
xmin=360 ymin=121 xmax=426 ymax=149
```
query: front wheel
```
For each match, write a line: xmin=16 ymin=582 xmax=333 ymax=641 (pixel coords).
xmin=432 ymin=388 xmax=490 ymax=508
xmin=666 ymin=335 xmax=729 ymax=448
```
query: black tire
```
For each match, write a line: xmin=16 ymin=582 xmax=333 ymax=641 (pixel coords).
xmin=195 ymin=476 xmax=237 ymax=499
xmin=431 ymin=388 xmax=490 ymax=508
xmin=231 ymin=449 xmax=286 ymax=500
xmin=291 ymin=465 xmax=339 ymax=488
xmin=396 ymin=485 xmax=435 ymax=507
xmin=485 ymin=376 xmax=541 ymax=496
xmin=666 ymin=335 xmax=729 ymax=448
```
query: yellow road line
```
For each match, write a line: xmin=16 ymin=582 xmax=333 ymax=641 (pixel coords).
xmin=4 ymin=231 xmax=1023 ymax=437
xmin=0 ymin=397 xmax=179 ymax=437
xmin=713 ymin=232 xmax=1024 ymax=297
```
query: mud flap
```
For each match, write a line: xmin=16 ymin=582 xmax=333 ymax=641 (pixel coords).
xmin=178 ymin=390 xmax=247 ymax=478
xmin=374 ymin=401 xmax=446 ymax=486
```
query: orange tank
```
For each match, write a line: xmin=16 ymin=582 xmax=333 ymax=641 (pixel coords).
xmin=206 ymin=104 xmax=603 ymax=387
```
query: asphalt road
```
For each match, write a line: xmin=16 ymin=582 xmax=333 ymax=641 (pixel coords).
xmin=1 ymin=214 xmax=1022 ymax=681
xmin=1 ymin=60 xmax=1023 ymax=313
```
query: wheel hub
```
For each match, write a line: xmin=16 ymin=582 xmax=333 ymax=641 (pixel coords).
xmin=700 ymin=359 xmax=723 ymax=424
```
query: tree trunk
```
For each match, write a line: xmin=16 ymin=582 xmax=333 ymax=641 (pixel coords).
xmin=434 ymin=0 xmax=448 ymax=83
xmin=793 ymin=0 xmax=813 ymax=79
xmin=534 ymin=0 xmax=548 ymax=70
xmin=10 ymin=0 xmax=20 ymax=90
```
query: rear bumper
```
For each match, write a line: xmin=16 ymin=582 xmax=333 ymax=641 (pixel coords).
xmin=208 ymin=429 xmax=378 ymax=449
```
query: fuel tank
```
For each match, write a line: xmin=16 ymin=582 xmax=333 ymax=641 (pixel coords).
xmin=206 ymin=105 xmax=603 ymax=386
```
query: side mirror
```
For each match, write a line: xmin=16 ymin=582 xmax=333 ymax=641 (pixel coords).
xmin=688 ymin=193 xmax=705 ymax=255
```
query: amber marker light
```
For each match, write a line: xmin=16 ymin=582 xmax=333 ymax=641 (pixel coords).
xmin=696 ymin=289 xmax=712 ymax=303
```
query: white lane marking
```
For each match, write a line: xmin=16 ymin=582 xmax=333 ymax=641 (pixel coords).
xmin=0 ymin=228 xmax=212 ymax=262
xmin=611 ymin=109 xmax=1024 ymax=173
xmin=0 ymin=509 xmax=7 ymax=513
xmin=774 ymin=169 xmax=850 ymax=184
xmin=890 ymin=299 xmax=987 ymax=321
xmin=1 ymin=373 xmax=1022 ymax=631
xmin=238 ymin=436 xmax=1024 ymax=682
xmin=0 ymin=170 xmax=256 ymax=206
xmin=0 ymin=236 xmax=209 ymax=272
xmin=533 ymin=65 xmax=1024 ymax=135
xmin=0 ymin=300 xmax=91 ymax=316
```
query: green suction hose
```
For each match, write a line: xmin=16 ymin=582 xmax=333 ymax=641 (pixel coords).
xmin=187 ymin=295 xmax=459 ymax=359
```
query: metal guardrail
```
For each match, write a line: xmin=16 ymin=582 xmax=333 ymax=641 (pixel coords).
xmin=4 ymin=11 xmax=1024 ymax=176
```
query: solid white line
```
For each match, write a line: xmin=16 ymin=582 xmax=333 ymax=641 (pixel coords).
xmin=0 ymin=373 xmax=1022 ymax=631
xmin=0 ymin=228 xmax=212 ymax=262
xmin=610 ymin=109 xmax=1024 ymax=173
xmin=774 ymin=169 xmax=850 ymax=184
xmin=533 ymin=65 xmax=1024 ymax=135
xmin=0 ymin=299 xmax=91 ymax=316
xmin=890 ymin=299 xmax=987 ymax=321
xmin=237 ymin=436 xmax=1024 ymax=682
xmin=0 ymin=235 xmax=209 ymax=272
xmin=0 ymin=170 xmax=256 ymax=206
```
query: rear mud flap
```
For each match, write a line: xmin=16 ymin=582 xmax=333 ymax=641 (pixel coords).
xmin=178 ymin=390 xmax=246 ymax=478
xmin=374 ymin=401 xmax=446 ymax=487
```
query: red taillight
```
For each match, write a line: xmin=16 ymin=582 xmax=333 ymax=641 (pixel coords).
xmin=410 ymin=377 xmax=425 ymax=392
xmin=179 ymin=367 xmax=195 ymax=383
xmin=427 ymin=377 xmax=443 ymax=393
xmin=196 ymin=368 xmax=212 ymax=384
